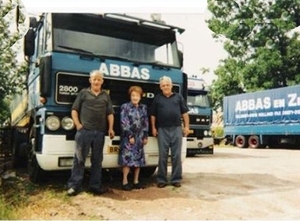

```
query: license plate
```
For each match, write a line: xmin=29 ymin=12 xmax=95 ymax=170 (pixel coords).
xmin=107 ymin=145 xmax=119 ymax=154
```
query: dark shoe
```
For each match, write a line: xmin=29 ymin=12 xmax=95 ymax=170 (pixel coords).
xmin=133 ymin=183 xmax=144 ymax=189
xmin=172 ymin=182 xmax=181 ymax=188
xmin=67 ymin=188 xmax=79 ymax=196
xmin=122 ymin=183 xmax=132 ymax=191
xmin=157 ymin=183 xmax=167 ymax=188
xmin=89 ymin=187 xmax=108 ymax=195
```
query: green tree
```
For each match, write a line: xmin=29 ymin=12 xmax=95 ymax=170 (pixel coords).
xmin=0 ymin=0 xmax=28 ymax=125
xmin=207 ymin=0 xmax=300 ymax=109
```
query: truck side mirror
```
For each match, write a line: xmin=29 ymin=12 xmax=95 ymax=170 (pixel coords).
xmin=29 ymin=17 xmax=37 ymax=28
xmin=178 ymin=50 xmax=183 ymax=68
xmin=24 ymin=29 xmax=35 ymax=57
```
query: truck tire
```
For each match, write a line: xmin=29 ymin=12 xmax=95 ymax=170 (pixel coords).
xmin=12 ymin=130 xmax=28 ymax=168
xmin=27 ymin=126 xmax=44 ymax=183
xmin=28 ymin=154 xmax=44 ymax=184
xmin=235 ymin=135 xmax=247 ymax=148
xmin=248 ymin=135 xmax=260 ymax=148
xmin=140 ymin=166 xmax=157 ymax=178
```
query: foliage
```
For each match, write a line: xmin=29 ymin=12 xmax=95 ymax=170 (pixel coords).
xmin=211 ymin=126 xmax=224 ymax=138
xmin=0 ymin=195 xmax=17 ymax=219
xmin=207 ymin=0 xmax=300 ymax=109
xmin=1 ymin=176 xmax=38 ymax=219
xmin=0 ymin=99 xmax=10 ymax=126
xmin=0 ymin=0 xmax=28 ymax=125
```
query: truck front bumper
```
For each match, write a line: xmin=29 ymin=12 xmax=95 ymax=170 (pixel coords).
xmin=186 ymin=137 xmax=214 ymax=155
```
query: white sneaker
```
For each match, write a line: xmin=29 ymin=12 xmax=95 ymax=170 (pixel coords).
xmin=67 ymin=188 xmax=78 ymax=196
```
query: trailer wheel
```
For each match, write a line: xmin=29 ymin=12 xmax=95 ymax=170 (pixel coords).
xmin=235 ymin=135 xmax=247 ymax=148
xmin=140 ymin=166 xmax=157 ymax=178
xmin=248 ymin=135 xmax=260 ymax=148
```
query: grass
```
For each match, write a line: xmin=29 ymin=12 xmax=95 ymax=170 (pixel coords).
xmin=0 ymin=195 xmax=17 ymax=219
xmin=0 ymin=175 xmax=37 ymax=219
xmin=0 ymin=171 xmax=76 ymax=219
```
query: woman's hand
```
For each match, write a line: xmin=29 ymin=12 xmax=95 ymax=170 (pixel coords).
xmin=129 ymin=137 xmax=135 ymax=145
xmin=143 ymin=138 xmax=148 ymax=145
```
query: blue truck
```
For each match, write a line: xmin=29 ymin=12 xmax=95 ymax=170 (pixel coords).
xmin=223 ymin=85 xmax=300 ymax=148
xmin=9 ymin=13 xmax=188 ymax=182
xmin=186 ymin=78 xmax=214 ymax=156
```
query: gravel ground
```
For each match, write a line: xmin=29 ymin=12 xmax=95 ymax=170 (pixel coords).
xmin=6 ymin=146 xmax=300 ymax=220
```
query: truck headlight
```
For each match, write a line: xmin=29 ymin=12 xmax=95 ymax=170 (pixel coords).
xmin=46 ymin=116 xmax=60 ymax=131
xmin=61 ymin=117 xmax=75 ymax=130
xmin=204 ymin=130 xmax=208 ymax=136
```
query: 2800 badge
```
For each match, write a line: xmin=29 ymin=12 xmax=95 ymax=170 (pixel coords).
xmin=58 ymin=85 xmax=79 ymax=95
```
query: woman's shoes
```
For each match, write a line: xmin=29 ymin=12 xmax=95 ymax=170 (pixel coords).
xmin=133 ymin=182 xmax=144 ymax=189
xmin=122 ymin=183 xmax=132 ymax=191
xmin=122 ymin=183 xmax=144 ymax=191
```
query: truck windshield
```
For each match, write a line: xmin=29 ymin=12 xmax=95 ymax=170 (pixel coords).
xmin=51 ymin=13 xmax=181 ymax=68
xmin=187 ymin=94 xmax=210 ymax=108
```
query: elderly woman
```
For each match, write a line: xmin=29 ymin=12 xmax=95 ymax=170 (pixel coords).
xmin=118 ymin=86 xmax=149 ymax=191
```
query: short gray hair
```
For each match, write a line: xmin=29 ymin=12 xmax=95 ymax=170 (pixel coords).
xmin=159 ymin=76 xmax=172 ymax=84
xmin=90 ymin=70 xmax=104 ymax=78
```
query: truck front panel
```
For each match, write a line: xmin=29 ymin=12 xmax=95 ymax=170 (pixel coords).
xmin=186 ymin=78 xmax=213 ymax=155
xmin=14 ymin=13 xmax=188 ymax=177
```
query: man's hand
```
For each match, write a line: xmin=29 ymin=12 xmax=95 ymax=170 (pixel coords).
xmin=108 ymin=129 xmax=115 ymax=139
xmin=76 ymin=124 xmax=83 ymax=131
xmin=183 ymin=127 xmax=190 ymax=137
xmin=152 ymin=128 xmax=158 ymax=137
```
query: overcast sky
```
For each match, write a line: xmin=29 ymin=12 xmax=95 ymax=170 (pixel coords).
xmin=21 ymin=0 xmax=227 ymax=85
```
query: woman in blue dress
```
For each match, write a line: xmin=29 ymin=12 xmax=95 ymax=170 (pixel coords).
xmin=118 ymin=86 xmax=149 ymax=191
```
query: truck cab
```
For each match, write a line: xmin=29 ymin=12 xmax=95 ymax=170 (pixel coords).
xmin=186 ymin=78 xmax=213 ymax=156
xmin=11 ymin=13 xmax=188 ymax=182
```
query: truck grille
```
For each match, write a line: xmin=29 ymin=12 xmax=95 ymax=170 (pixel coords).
xmin=55 ymin=72 xmax=181 ymax=135
xmin=189 ymin=114 xmax=211 ymax=126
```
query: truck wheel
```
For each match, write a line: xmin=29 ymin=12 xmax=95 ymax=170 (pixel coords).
xmin=248 ymin=135 xmax=260 ymax=148
xmin=235 ymin=135 xmax=247 ymax=148
xmin=27 ymin=127 xmax=44 ymax=183
xmin=28 ymin=154 xmax=44 ymax=184
xmin=140 ymin=166 xmax=157 ymax=178
xmin=12 ymin=130 xmax=28 ymax=168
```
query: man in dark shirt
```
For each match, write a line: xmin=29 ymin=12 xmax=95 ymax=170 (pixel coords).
xmin=67 ymin=70 xmax=115 ymax=196
xmin=150 ymin=76 xmax=189 ymax=188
